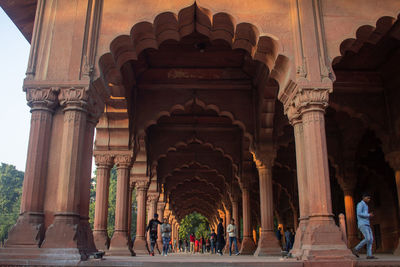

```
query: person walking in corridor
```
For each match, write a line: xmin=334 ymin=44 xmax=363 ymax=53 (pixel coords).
xmin=227 ymin=219 xmax=239 ymax=256
xmin=160 ymin=217 xmax=172 ymax=256
xmin=352 ymin=193 xmax=377 ymax=259
xmin=190 ymin=233 xmax=195 ymax=254
xmin=146 ymin=213 xmax=162 ymax=256
xmin=217 ymin=217 xmax=225 ymax=255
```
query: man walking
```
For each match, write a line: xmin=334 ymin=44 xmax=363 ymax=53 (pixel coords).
xmin=227 ymin=218 xmax=240 ymax=256
xmin=210 ymin=229 xmax=217 ymax=254
xmin=146 ymin=213 xmax=162 ymax=256
xmin=352 ymin=193 xmax=377 ymax=259
xmin=216 ymin=217 xmax=225 ymax=255
xmin=160 ymin=217 xmax=172 ymax=256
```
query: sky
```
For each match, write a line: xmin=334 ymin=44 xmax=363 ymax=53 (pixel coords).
xmin=0 ymin=8 xmax=31 ymax=172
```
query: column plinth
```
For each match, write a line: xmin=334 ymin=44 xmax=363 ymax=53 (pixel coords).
xmin=109 ymin=155 xmax=134 ymax=256
xmin=133 ymin=179 xmax=149 ymax=255
xmin=254 ymin=163 xmax=281 ymax=256
xmin=5 ymin=88 xmax=57 ymax=248
xmin=239 ymin=186 xmax=256 ymax=255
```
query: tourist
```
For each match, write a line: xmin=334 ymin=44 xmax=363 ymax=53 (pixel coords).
xmin=190 ymin=233 xmax=195 ymax=254
xmin=227 ymin=218 xmax=240 ymax=256
xmin=185 ymin=239 xmax=189 ymax=252
xmin=275 ymin=227 xmax=282 ymax=250
xmin=284 ymin=228 xmax=293 ymax=252
xmin=195 ymin=238 xmax=199 ymax=253
xmin=205 ymin=237 xmax=210 ymax=252
xmin=146 ymin=213 xmax=162 ymax=256
xmin=210 ymin=229 xmax=217 ymax=254
xmin=352 ymin=193 xmax=377 ymax=259
xmin=160 ymin=217 xmax=172 ymax=256
xmin=216 ymin=217 xmax=225 ymax=255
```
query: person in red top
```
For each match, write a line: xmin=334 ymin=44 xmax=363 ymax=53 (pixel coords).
xmin=195 ymin=239 xmax=199 ymax=253
xmin=190 ymin=233 xmax=195 ymax=254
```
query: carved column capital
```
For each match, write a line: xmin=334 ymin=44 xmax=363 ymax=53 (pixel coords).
xmin=94 ymin=153 xmax=114 ymax=168
xmin=294 ymin=87 xmax=330 ymax=114
xmin=135 ymin=179 xmax=150 ymax=191
xmin=114 ymin=154 xmax=133 ymax=168
xmin=147 ymin=193 xmax=159 ymax=204
xmin=25 ymin=87 xmax=58 ymax=112
xmin=58 ymin=86 xmax=90 ymax=111
xmin=386 ymin=151 xmax=400 ymax=171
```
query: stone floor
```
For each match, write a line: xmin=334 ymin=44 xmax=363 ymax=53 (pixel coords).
xmin=1 ymin=252 xmax=400 ymax=266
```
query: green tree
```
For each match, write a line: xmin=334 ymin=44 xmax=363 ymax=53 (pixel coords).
xmin=0 ymin=163 xmax=24 ymax=244
xmin=178 ymin=212 xmax=209 ymax=240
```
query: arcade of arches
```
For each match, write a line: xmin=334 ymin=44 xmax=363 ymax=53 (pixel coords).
xmin=1 ymin=0 xmax=400 ymax=264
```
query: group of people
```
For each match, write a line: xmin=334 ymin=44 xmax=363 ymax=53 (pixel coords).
xmin=145 ymin=214 xmax=241 ymax=256
xmin=275 ymin=227 xmax=295 ymax=252
xmin=146 ymin=193 xmax=377 ymax=259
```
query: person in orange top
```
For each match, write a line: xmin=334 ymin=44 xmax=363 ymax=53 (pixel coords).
xmin=195 ymin=239 xmax=199 ymax=253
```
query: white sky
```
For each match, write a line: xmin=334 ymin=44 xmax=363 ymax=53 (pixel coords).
xmin=0 ymin=8 xmax=31 ymax=172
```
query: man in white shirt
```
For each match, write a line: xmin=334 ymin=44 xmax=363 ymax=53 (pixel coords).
xmin=226 ymin=219 xmax=239 ymax=256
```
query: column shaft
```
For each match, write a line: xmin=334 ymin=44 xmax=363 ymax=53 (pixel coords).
xmin=344 ymin=190 xmax=358 ymax=248
xmin=232 ymin=201 xmax=240 ymax=241
xmin=109 ymin=155 xmax=133 ymax=256
xmin=254 ymin=166 xmax=280 ymax=256
xmin=239 ymin=187 xmax=256 ymax=254
xmin=5 ymin=88 xmax=56 ymax=247
xmin=42 ymin=89 xmax=89 ymax=253
xmin=133 ymin=180 xmax=149 ymax=255
xmin=93 ymin=161 xmax=112 ymax=250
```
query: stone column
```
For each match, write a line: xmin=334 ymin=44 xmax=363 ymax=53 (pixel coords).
xmin=78 ymin=114 xmax=99 ymax=254
xmin=232 ymin=199 xmax=240 ymax=242
xmin=157 ymin=201 xmax=166 ymax=249
xmin=386 ymin=151 xmax=400 ymax=255
xmin=92 ymin=154 xmax=113 ymax=251
xmin=239 ymin=183 xmax=256 ymax=254
xmin=254 ymin=158 xmax=281 ymax=256
xmin=224 ymin=207 xmax=231 ymax=252
xmin=133 ymin=179 xmax=150 ymax=255
xmin=127 ymin=184 xmax=134 ymax=248
xmin=290 ymin=87 xmax=351 ymax=259
xmin=42 ymin=87 xmax=91 ymax=257
xmin=343 ymin=184 xmax=358 ymax=248
xmin=109 ymin=154 xmax=134 ymax=256
xmin=5 ymin=87 xmax=57 ymax=247
xmin=287 ymin=108 xmax=309 ymax=256
xmin=146 ymin=194 xmax=158 ymax=243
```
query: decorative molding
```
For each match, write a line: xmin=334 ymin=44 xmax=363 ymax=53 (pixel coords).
xmin=58 ymin=87 xmax=90 ymax=106
xmin=94 ymin=154 xmax=114 ymax=168
xmin=114 ymin=154 xmax=133 ymax=168
xmin=25 ymin=87 xmax=58 ymax=111
xmin=25 ymin=0 xmax=45 ymax=78
xmin=135 ymin=179 xmax=150 ymax=191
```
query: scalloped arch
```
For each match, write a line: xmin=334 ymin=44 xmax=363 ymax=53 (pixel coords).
xmin=98 ymin=3 xmax=290 ymax=99
xmin=333 ymin=15 xmax=398 ymax=66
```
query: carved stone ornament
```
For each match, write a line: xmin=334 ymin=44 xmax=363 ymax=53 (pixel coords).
xmin=25 ymin=87 xmax=58 ymax=110
xmin=135 ymin=179 xmax=149 ymax=191
xmin=293 ymin=87 xmax=330 ymax=113
xmin=147 ymin=193 xmax=159 ymax=203
xmin=86 ymin=86 xmax=105 ymax=124
xmin=94 ymin=154 xmax=114 ymax=168
xmin=114 ymin=154 xmax=133 ymax=168
xmin=58 ymin=87 xmax=90 ymax=108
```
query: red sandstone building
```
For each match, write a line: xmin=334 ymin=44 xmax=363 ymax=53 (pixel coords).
xmin=0 ymin=0 xmax=400 ymax=265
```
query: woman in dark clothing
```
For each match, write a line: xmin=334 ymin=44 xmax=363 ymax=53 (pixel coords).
xmin=216 ymin=217 xmax=225 ymax=255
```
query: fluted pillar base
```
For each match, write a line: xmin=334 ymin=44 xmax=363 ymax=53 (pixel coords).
xmin=239 ymin=236 xmax=256 ymax=255
xmin=254 ymin=230 xmax=281 ymax=256
xmin=298 ymin=217 xmax=354 ymax=260
xmin=4 ymin=212 xmax=45 ymax=248
xmin=109 ymin=231 xmax=134 ymax=256
xmin=93 ymin=230 xmax=109 ymax=251
xmin=134 ymin=237 xmax=148 ymax=255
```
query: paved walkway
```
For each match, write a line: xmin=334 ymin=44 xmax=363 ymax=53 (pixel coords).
xmin=76 ymin=252 xmax=400 ymax=267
